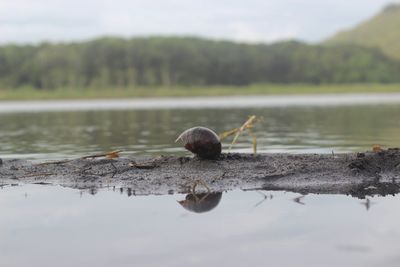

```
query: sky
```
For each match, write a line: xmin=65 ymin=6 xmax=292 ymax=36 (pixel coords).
xmin=0 ymin=0 xmax=399 ymax=44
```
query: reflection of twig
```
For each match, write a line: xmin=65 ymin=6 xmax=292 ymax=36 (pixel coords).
xmin=182 ymin=180 xmax=211 ymax=202
xmin=254 ymin=191 xmax=267 ymax=207
xmin=360 ymin=198 xmax=375 ymax=211
xmin=254 ymin=191 xmax=273 ymax=207
xmin=293 ymin=195 xmax=305 ymax=205
xmin=191 ymin=180 xmax=211 ymax=195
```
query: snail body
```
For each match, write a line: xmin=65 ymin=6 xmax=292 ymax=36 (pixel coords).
xmin=175 ymin=126 xmax=221 ymax=159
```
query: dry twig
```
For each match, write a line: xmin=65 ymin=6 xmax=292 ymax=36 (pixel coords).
xmin=219 ymin=115 xmax=260 ymax=154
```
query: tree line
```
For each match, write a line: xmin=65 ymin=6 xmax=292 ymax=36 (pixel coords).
xmin=0 ymin=37 xmax=399 ymax=89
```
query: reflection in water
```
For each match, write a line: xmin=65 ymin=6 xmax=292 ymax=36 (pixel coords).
xmin=254 ymin=191 xmax=274 ymax=207
xmin=81 ymin=186 xmax=137 ymax=197
xmin=293 ymin=195 xmax=306 ymax=205
xmin=2 ymin=185 xmax=400 ymax=267
xmin=360 ymin=198 xmax=375 ymax=211
xmin=1 ymin=104 xmax=400 ymax=160
xmin=178 ymin=192 xmax=223 ymax=213
xmin=77 ymin=183 xmax=224 ymax=213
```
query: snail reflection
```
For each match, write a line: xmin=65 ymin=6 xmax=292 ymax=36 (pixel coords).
xmin=179 ymin=192 xmax=223 ymax=213
xmin=178 ymin=180 xmax=223 ymax=213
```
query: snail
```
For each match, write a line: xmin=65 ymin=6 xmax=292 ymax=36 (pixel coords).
xmin=175 ymin=126 xmax=222 ymax=159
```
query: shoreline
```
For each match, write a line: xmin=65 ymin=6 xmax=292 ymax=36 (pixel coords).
xmin=1 ymin=84 xmax=400 ymax=102
xmin=1 ymin=150 xmax=399 ymax=198
xmin=1 ymin=92 xmax=400 ymax=113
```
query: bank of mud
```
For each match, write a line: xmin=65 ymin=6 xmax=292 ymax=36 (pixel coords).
xmin=1 ymin=149 xmax=400 ymax=198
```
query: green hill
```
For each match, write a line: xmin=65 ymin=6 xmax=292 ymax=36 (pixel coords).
xmin=325 ymin=4 xmax=400 ymax=60
xmin=1 ymin=37 xmax=399 ymax=89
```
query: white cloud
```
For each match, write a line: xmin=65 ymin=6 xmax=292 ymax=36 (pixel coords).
xmin=0 ymin=0 xmax=395 ymax=44
xmin=228 ymin=22 xmax=300 ymax=43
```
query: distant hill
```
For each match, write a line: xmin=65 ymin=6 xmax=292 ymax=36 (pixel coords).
xmin=325 ymin=3 xmax=400 ymax=60
xmin=1 ymin=37 xmax=399 ymax=89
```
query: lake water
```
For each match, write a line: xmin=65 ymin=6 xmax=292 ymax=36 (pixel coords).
xmin=1 ymin=185 xmax=399 ymax=267
xmin=1 ymin=95 xmax=400 ymax=266
xmin=1 ymin=95 xmax=400 ymax=160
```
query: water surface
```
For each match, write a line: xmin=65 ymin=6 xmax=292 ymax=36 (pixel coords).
xmin=0 ymin=100 xmax=399 ymax=160
xmin=0 ymin=185 xmax=399 ymax=267
xmin=1 ymin=96 xmax=400 ymax=266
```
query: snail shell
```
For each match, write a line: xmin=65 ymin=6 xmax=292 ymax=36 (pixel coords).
xmin=175 ymin=126 xmax=222 ymax=159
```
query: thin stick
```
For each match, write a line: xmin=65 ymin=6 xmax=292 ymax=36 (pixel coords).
xmin=81 ymin=150 xmax=122 ymax=159
xmin=35 ymin=159 xmax=73 ymax=166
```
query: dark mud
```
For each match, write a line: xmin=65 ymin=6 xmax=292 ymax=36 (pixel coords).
xmin=1 ymin=149 xmax=400 ymax=198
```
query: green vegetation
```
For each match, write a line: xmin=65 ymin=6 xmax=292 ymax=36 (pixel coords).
xmin=0 ymin=84 xmax=399 ymax=100
xmin=2 ymin=4 xmax=400 ymax=97
xmin=325 ymin=4 xmax=400 ymax=60
xmin=1 ymin=37 xmax=399 ymax=92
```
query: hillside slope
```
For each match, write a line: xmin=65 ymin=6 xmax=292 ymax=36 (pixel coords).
xmin=325 ymin=4 xmax=400 ymax=60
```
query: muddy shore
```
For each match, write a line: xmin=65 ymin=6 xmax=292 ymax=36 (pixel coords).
xmin=1 ymin=149 xmax=400 ymax=198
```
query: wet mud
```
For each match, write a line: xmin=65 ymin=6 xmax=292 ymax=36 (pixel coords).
xmin=0 ymin=149 xmax=400 ymax=198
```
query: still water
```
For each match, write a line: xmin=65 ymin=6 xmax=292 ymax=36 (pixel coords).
xmin=1 ymin=185 xmax=399 ymax=267
xmin=1 ymin=97 xmax=400 ymax=266
xmin=0 ymin=100 xmax=400 ymax=160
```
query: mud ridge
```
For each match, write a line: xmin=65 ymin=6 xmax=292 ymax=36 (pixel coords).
xmin=0 ymin=149 xmax=399 ymax=198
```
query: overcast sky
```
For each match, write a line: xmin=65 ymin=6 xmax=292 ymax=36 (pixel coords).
xmin=0 ymin=0 xmax=398 ymax=44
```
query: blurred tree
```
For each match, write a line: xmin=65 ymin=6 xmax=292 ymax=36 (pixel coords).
xmin=0 ymin=37 xmax=399 ymax=90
